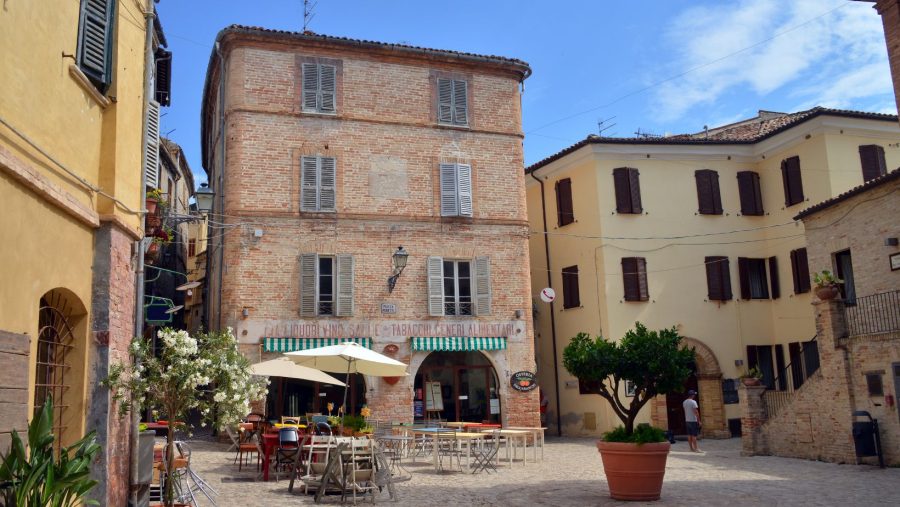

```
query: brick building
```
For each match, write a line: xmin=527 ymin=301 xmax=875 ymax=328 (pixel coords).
xmin=200 ymin=26 xmax=538 ymax=426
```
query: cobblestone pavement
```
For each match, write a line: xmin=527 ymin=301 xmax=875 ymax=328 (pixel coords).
xmin=184 ymin=437 xmax=899 ymax=506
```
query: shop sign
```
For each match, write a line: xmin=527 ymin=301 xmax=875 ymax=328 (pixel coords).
xmin=510 ymin=371 xmax=537 ymax=391
xmin=539 ymin=287 xmax=555 ymax=303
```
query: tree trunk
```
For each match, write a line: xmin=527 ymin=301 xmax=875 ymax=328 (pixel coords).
xmin=165 ymin=422 xmax=175 ymax=506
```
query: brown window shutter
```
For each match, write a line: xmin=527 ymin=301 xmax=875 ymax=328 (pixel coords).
xmin=628 ymin=168 xmax=642 ymax=214
xmin=613 ymin=168 xmax=631 ymax=213
xmin=696 ymin=169 xmax=723 ymax=215
xmin=705 ymin=256 xmax=731 ymax=301
xmin=622 ymin=257 xmax=639 ymax=301
xmin=636 ymin=257 xmax=648 ymax=301
xmin=781 ymin=156 xmax=804 ymax=207
xmin=737 ymin=171 xmax=763 ymax=216
xmin=790 ymin=247 xmax=811 ymax=294
xmin=774 ymin=344 xmax=786 ymax=390
xmin=710 ymin=170 xmax=722 ymax=214
xmin=859 ymin=145 xmax=887 ymax=182
xmin=768 ymin=256 xmax=780 ymax=299
xmin=738 ymin=257 xmax=751 ymax=299
xmin=746 ymin=345 xmax=759 ymax=372
xmin=555 ymin=178 xmax=574 ymax=226
xmin=562 ymin=265 xmax=580 ymax=309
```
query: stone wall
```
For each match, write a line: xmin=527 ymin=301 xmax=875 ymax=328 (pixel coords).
xmin=741 ymin=300 xmax=900 ymax=465
xmin=0 ymin=330 xmax=29 ymax=454
xmin=876 ymin=0 xmax=900 ymax=120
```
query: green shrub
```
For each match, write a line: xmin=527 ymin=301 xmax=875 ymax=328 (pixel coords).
xmin=0 ymin=398 xmax=101 ymax=507
xmin=603 ymin=424 xmax=667 ymax=444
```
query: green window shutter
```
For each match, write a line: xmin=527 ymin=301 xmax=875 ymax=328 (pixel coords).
xmin=300 ymin=156 xmax=319 ymax=211
xmin=319 ymin=157 xmax=336 ymax=211
xmin=302 ymin=63 xmax=319 ymax=111
xmin=427 ymin=256 xmax=444 ymax=316
xmin=453 ymin=80 xmax=468 ymax=125
xmin=319 ymin=64 xmax=336 ymax=112
xmin=77 ymin=0 xmax=115 ymax=92
xmin=299 ymin=253 xmax=318 ymax=317
xmin=439 ymin=163 xmax=459 ymax=216
xmin=474 ymin=256 xmax=491 ymax=316
xmin=457 ymin=164 xmax=473 ymax=217
xmin=143 ymin=100 xmax=161 ymax=189
xmin=335 ymin=254 xmax=354 ymax=317
xmin=437 ymin=78 xmax=453 ymax=123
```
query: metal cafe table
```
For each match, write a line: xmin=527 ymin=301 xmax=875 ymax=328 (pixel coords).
xmin=408 ymin=427 xmax=488 ymax=472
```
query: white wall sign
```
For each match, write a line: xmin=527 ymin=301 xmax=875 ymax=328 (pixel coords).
xmin=381 ymin=303 xmax=398 ymax=314
xmin=540 ymin=287 xmax=556 ymax=303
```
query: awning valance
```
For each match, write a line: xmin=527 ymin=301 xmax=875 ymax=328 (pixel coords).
xmin=411 ymin=336 xmax=507 ymax=352
xmin=264 ymin=337 xmax=371 ymax=353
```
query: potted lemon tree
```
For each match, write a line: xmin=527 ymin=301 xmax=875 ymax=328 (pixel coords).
xmin=563 ymin=323 xmax=694 ymax=501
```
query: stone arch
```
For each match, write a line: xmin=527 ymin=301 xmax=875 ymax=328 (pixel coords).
xmin=681 ymin=337 xmax=722 ymax=377
xmin=407 ymin=349 xmax=506 ymax=422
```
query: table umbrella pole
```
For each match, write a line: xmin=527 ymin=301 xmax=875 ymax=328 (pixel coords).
xmin=340 ymin=358 xmax=351 ymax=434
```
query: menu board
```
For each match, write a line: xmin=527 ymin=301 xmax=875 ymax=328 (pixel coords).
xmin=425 ymin=381 xmax=444 ymax=411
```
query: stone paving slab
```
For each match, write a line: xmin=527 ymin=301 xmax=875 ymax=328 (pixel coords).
xmin=184 ymin=437 xmax=900 ymax=506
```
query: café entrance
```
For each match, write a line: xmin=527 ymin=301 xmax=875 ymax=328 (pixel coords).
xmin=414 ymin=351 xmax=500 ymax=423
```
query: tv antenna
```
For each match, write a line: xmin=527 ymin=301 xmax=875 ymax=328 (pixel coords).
xmin=634 ymin=128 xmax=662 ymax=139
xmin=303 ymin=0 xmax=317 ymax=33
xmin=597 ymin=116 xmax=617 ymax=137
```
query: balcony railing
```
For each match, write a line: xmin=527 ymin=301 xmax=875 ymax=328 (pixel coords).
xmin=845 ymin=290 xmax=900 ymax=337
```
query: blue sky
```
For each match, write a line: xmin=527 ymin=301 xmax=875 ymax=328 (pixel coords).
xmin=156 ymin=0 xmax=893 ymax=185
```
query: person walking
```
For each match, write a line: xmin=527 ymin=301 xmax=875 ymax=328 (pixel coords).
xmin=683 ymin=390 xmax=702 ymax=452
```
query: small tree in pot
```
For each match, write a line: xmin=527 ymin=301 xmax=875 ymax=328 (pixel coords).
xmin=563 ymin=322 xmax=695 ymax=501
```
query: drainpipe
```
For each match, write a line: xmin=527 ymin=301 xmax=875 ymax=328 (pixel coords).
xmin=131 ymin=1 xmax=155 ymax=505
xmin=530 ymin=170 xmax=562 ymax=437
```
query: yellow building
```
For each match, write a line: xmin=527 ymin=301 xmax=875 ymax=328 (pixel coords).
xmin=526 ymin=108 xmax=900 ymax=438
xmin=0 ymin=1 xmax=168 ymax=504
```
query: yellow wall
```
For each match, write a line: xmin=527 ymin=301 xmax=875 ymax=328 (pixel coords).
xmin=528 ymin=116 xmax=900 ymax=436
xmin=0 ymin=0 xmax=150 ymax=445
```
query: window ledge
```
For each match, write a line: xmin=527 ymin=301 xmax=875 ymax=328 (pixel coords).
xmin=301 ymin=109 xmax=338 ymax=117
xmin=437 ymin=122 xmax=471 ymax=130
xmin=68 ymin=65 xmax=110 ymax=109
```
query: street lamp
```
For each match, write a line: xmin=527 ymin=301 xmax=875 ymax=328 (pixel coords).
xmin=387 ymin=246 xmax=409 ymax=293
xmin=194 ymin=182 xmax=215 ymax=214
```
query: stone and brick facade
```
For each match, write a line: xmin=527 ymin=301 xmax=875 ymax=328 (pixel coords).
xmin=201 ymin=26 xmax=538 ymax=426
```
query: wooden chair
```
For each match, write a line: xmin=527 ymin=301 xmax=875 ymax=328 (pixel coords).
xmin=225 ymin=425 xmax=260 ymax=471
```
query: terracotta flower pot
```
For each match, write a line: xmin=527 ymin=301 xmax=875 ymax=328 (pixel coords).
xmin=815 ymin=285 xmax=839 ymax=301
xmin=741 ymin=377 xmax=762 ymax=387
xmin=146 ymin=213 xmax=161 ymax=228
xmin=597 ymin=441 xmax=670 ymax=501
xmin=146 ymin=197 xmax=159 ymax=215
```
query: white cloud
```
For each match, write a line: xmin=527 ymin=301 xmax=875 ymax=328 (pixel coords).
xmin=652 ymin=0 xmax=891 ymax=121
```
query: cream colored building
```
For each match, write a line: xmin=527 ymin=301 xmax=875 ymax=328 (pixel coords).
xmin=526 ymin=108 xmax=900 ymax=438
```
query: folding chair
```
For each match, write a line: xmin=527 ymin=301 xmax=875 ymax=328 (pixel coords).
xmin=471 ymin=430 xmax=500 ymax=474
xmin=343 ymin=438 xmax=377 ymax=505
xmin=435 ymin=429 xmax=462 ymax=472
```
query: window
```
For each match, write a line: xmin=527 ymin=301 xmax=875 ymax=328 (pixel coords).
xmin=427 ymin=256 xmax=491 ymax=316
xmin=439 ymin=163 xmax=473 ymax=217
xmin=768 ymin=256 xmax=780 ymax=300
xmin=555 ymin=178 xmax=574 ymax=226
xmin=695 ymin=169 xmax=723 ymax=215
xmin=621 ymin=257 xmax=649 ymax=302
xmin=77 ymin=0 xmax=116 ymax=93
xmin=859 ymin=145 xmax=887 ymax=182
xmin=302 ymin=63 xmax=337 ymax=113
xmin=188 ymin=239 xmax=196 ymax=257
xmin=738 ymin=257 xmax=769 ymax=299
xmin=704 ymin=256 xmax=732 ymax=301
xmin=790 ymin=248 xmax=811 ymax=294
xmin=737 ymin=171 xmax=764 ymax=216
xmin=865 ymin=373 xmax=884 ymax=396
xmin=437 ymin=78 xmax=468 ymax=126
xmin=746 ymin=345 xmax=775 ymax=390
xmin=299 ymin=254 xmax=354 ymax=317
xmin=613 ymin=168 xmax=642 ymax=214
xmin=561 ymin=265 xmax=580 ymax=309
xmin=300 ymin=156 xmax=336 ymax=212
xmin=780 ymin=156 xmax=804 ymax=207
xmin=834 ymin=250 xmax=856 ymax=304
xmin=155 ymin=49 xmax=172 ymax=106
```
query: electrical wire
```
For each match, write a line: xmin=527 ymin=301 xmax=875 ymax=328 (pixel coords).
xmin=531 ymin=220 xmax=798 ymax=241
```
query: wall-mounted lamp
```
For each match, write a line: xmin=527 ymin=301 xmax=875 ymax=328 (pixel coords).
xmin=387 ymin=246 xmax=409 ymax=293
xmin=194 ymin=182 xmax=215 ymax=214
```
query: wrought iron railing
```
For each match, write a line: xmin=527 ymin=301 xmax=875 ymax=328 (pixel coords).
xmin=845 ymin=290 xmax=900 ymax=337
xmin=764 ymin=335 xmax=819 ymax=419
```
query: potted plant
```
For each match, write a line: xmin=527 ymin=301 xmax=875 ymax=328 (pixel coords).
xmin=105 ymin=328 xmax=267 ymax=507
xmin=146 ymin=188 xmax=164 ymax=215
xmin=813 ymin=270 xmax=842 ymax=301
xmin=563 ymin=323 xmax=695 ymax=501
xmin=739 ymin=367 xmax=764 ymax=386
xmin=0 ymin=398 xmax=101 ymax=507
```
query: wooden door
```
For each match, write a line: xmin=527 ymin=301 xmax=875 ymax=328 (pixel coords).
xmin=666 ymin=374 xmax=698 ymax=435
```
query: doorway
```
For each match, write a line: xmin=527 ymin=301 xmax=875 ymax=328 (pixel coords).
xmin=414 ymin=351 xmax=500 ymax=423
xmin=267 ymin=373 xmax=365 ymax=419
xmin=666 ymin=363 xmax=698 ymax=435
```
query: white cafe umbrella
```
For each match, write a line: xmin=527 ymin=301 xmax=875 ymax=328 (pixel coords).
xmin=285 ymin=342 xmax=408 ymax=427
xmin=250 ymin=357 xmax=346 ymax=386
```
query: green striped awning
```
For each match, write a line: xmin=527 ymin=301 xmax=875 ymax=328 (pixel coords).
xmin=263 ymin=337 xmax=371 ymax=352
xmin=411 ymin=337 xmax=507 ymax=352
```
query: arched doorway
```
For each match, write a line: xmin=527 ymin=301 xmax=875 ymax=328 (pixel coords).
xmin=414 ymin=351 xmax=500 ymax=423
xmin=652 ymin=337 xmax=728 ymax=438
xmin=33 ymin=289 xmax=87 ymax=451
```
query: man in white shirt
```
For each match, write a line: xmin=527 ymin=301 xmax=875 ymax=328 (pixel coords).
xmin=682 ymin=390 xmax=702 ymax=452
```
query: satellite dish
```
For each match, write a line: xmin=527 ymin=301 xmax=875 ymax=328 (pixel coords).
xmin=165 ymin=305 xmax=184 ymax=314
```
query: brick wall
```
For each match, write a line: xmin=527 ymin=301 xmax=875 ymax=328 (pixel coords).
xmin=87 ymin=222 xmax=135 ymax=507
xmin=876 ymin=0 xmax=900 ymax=120
xmin=208 ymin=35 xmax=538 ymax=427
